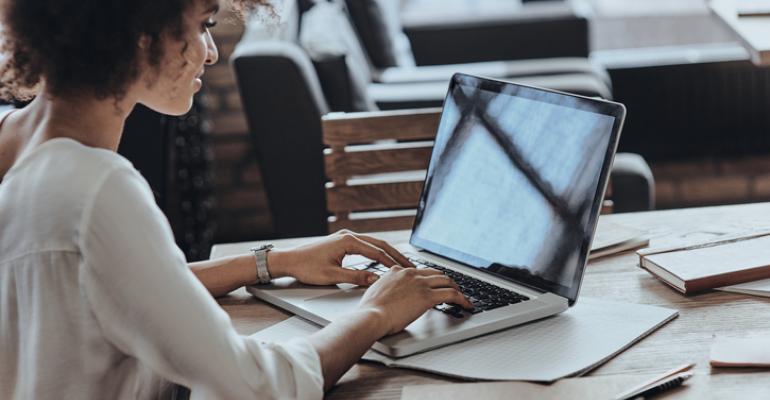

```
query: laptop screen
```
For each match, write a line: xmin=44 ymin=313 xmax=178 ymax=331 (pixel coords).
xmin=410 ymin=74 xmax=625 ymax=303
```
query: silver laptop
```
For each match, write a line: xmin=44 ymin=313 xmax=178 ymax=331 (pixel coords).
xmin=248 ymin=73 xmax=626 ymax=357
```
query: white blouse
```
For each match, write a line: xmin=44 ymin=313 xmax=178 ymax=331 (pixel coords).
xmin=0 ymin=136 xmax=323 ymax=399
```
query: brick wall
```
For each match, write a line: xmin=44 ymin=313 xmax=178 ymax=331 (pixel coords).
xmin=204 ymin=8 xmax=274 ymax=243
xmin=652 ymin=156 xmax=770 ymax=209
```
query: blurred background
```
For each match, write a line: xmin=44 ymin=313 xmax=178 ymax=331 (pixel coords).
xmin=12 ymin=0 xmax=767 ymax=260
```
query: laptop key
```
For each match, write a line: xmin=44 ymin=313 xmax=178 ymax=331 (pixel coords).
xmin=434 ymin=303 xmax=464 ymax=318
xmin=345 ymin=262 xmax=372 ymax=271
xmin=409 ymin=256 xmax=532 ymax=314
xmin=446 ymin=304 xmax=465 ymax=317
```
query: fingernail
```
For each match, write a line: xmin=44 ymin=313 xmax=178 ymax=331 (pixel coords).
xmin=367 ymin=275 xmax=378 ymax=284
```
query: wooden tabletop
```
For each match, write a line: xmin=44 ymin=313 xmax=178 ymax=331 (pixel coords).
xmin=711 ymin=0 xmax=770 ymax=65
xmin=211 ymin=202 xmax=770 ymax=399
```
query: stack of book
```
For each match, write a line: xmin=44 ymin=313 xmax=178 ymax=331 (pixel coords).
xmin=637 ymin=231 xmax=770 ymax=295
xmin=589 ymin=221 xmax=649 ymax=260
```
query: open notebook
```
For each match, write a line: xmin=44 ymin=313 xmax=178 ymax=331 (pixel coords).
xmin=249 ymin=298 xmax=676 ymax=382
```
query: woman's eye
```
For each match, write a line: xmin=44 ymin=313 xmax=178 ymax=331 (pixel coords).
xmin=203 ymin=19 xmax=217 ymax=29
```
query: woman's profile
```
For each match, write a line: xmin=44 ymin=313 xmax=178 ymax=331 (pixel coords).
xmin=0 ymin=0 xmax=471 ymax=398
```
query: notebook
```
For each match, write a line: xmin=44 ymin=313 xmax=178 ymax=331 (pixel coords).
xmin=589 ymin=220 xmax=648 ymax=260
xmin=637 ymin=231 xmax=770 ymax=294
xmin=400 ymin=372 xmax=694 ymax=400
xmin=737 ymin=0 xmax=770 ymax=17
xmin=401 ymin=376 xmax=650 ymax=400
xmin=249 ymin=298 xmax=677 ymax=382
xmin=711 ymin=337 xmax=770 ymax=367
xmin=718 ymin=277 xmax=770 ymax=297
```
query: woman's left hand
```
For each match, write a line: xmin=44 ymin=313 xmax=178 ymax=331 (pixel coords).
xmin=267 ymin=230 xmax=416 ymax=286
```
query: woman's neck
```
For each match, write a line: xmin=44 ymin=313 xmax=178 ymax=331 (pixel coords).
xmin=22 ymin=89 xmax=136 ymax=151
xmin=0 ymin=89 xmax=136 ymax=179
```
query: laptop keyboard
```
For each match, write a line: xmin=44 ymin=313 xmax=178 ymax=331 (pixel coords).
xmin=349 ymin=257 xmax=530 ymax=317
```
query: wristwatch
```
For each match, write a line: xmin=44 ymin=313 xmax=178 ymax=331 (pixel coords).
xmin=250 ymin=244 xmax=274 ymax=284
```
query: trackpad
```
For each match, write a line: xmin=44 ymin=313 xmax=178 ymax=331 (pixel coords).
xmin=304 ymin=287 xmax=366 ymax=321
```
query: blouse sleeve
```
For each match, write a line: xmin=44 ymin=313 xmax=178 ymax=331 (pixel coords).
xmin=78 ymin=166 xmax=323 ymax=400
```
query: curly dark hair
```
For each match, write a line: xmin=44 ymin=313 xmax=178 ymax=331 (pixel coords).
xmin=0 ymin=0 xmax=270 ymax=102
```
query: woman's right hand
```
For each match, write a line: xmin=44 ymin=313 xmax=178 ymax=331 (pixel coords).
xmin=359 ymin=266 xmax=473 ymax=336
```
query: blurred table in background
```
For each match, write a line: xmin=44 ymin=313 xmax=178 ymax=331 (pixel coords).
xmin=711 ymin=0 xmax=770 ymax=66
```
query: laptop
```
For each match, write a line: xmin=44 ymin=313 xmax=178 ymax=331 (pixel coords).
xmin=248 ymin=73 xmax=626 ymax=357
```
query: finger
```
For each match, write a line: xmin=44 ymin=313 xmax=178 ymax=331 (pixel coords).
xmin=353 ymin=234 xmax=416 ymax=268
xmin=331 ymin=268 xmax=379 ymax=286
xmin=343 ymin=235 xmax=400 ymax=267
xmin=388 ymin=265 xmax=404 ymax=273
xmin=422 ymin=275 xmax=460 ymax=290
xmin=409 ymin=267 xmax=444 ymax=277
xmin=430 ymin=288 xmax=473 ymax=309
xmin=333 ymin=229 xmax=352 ymax=237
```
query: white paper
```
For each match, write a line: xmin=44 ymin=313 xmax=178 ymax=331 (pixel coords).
xmin=590 ymin=220 xmax=647 ymax=252
xmin=719 ymin=278 xmax=770 ymax=297
xmin=249 ymin=298 xmax=677 ymax=382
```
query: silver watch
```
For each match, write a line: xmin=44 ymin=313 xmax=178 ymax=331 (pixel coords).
xmin=250 ymin=244 xmax=274 ymax=284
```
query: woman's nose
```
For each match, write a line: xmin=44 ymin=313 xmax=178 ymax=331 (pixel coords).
xmin=205 ymin=31 xmax=219 ymax=65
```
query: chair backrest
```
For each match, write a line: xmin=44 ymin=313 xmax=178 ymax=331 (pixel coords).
xmin=231 ymin=40 xmax=332 ymax=238
xmin=322 ymin=108 xmax=614 ymax=233
xmin=229 ymin=0 xmax=382 ymax=239
xmin=322 ymin=108 xmax=440 ymax=232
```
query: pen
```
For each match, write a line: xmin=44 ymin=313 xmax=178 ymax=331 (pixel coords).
xmin=612 ymin=363 xmax=694 ymax=400
xmin=627 ymin=372 xmax=693 ymax=400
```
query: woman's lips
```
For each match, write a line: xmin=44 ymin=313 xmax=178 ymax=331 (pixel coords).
xmin=193 ymin=70 xmax=204 ymax=91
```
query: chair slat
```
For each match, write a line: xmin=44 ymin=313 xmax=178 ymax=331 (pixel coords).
xmin=322 ymin=108 xmax=441 ymax=146
xmin=321 ymin=108 xmax=615 ymax=232
xmin=326 ymin=181 xmax=423 ymax=212
xmin=601 ymin=199 xmax=614 ymax=214
xmin=324 ymin=144 xmax=433 ymax=179
xmin=328 ymin=215 xmax=415 ymax=233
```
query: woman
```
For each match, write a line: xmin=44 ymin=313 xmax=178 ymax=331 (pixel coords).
xmin=0 ymin=0 xmax=471 ymax=398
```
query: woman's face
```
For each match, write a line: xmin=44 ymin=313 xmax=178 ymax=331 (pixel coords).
xmin=136 ymin=0 xmax=219 ymax=116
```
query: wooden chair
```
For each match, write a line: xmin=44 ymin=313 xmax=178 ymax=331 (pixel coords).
xmin=321 ymin=108 xmax=614 ymax=234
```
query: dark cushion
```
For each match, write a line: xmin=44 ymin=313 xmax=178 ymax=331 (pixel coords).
xmin=298 ymin=0 xmax=315 ymax=13
xmin=312 ymin=55 xmax=357 ymax=112
xmin=299 ymin=1 xmax=377 ymax=111
xmin=345 ymin=0 xmax=398 ymax=68
xmin=611 ymin=153 xmax=655 ymax=212
xmin=344 ymin=0 xmax=415 ymax=69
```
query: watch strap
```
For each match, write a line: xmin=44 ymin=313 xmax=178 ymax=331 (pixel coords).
xmin=250 ymin=244 xmax=274 ymax=284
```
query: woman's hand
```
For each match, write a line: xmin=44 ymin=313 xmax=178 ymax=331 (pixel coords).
xmin=299 ymin=233 xmax=472 ymax=390
xmin=306 ymin=259 xmax=472 ymax=390
xmin=358 ymin=266 xmax=474 ymax=335
xmin=267 ymin=230 xmax=416 ymax=286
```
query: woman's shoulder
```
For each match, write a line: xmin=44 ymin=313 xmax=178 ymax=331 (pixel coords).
xmin=10 ymin=137 xmax=134 ymax=181
xmin=2 ymin=137 xmax=149 ymax=219
xmin=0 ymin=138 xmax=149 ymax=259
xmin=45 ymin=137 xmax=133 ymax=168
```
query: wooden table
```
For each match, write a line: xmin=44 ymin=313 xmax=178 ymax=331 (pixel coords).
xmin=211 ymin=203 xmax=770 ymax=399
xmin=711 ymin=0 xmax=770 ymax=65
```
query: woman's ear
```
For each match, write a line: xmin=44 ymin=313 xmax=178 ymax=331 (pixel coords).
xmin=137 ymin=34 xmax=151 ymax=50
